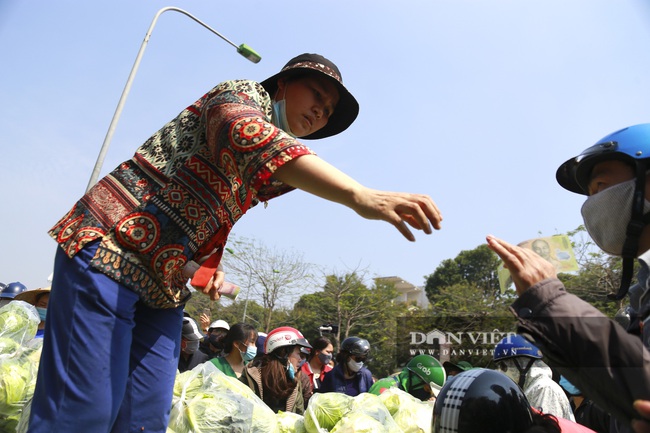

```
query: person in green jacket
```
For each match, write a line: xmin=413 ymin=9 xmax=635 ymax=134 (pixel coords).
xmin=210 ymin=322 xmax=258 ymax=378
xmin=369 ymin=354 xmax=446 ymax=401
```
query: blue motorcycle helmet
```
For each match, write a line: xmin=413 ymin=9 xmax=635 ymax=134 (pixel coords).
xmin=493 ymin=334 xmax=543 ymax=361
xmin=493 ymin=334 xmax=542 ymax=388
xmin=1 ymin=282 xmax=27 ymax=299
xmin=556 ymin=123 xmax=650 ymax=300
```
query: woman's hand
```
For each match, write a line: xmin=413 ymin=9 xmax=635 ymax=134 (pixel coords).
xmin=272 ymin=155 xmax=442 ymax=241
xmin=201 ymin=270 xmax=224 ymax=301
xmin=351 ymin=187 xmax=442 ymax=241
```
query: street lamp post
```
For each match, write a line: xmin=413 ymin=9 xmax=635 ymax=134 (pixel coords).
xmin=86 ymin=6 xmax=261 ymax=192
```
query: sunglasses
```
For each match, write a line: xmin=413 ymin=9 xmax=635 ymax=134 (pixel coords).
xmin=350 ymin=355 xmax=367 ymax=363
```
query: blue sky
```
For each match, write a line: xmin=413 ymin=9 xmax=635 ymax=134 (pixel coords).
xmin=2 ymin=0 xmax=650 ymax=293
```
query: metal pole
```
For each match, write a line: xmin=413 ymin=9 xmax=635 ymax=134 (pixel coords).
xmin=85 ymin=7 xmax=260 ymax=192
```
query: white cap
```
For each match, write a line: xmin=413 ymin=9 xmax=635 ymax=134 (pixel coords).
xmin=208 ymin=319 xmax=230 ymax=331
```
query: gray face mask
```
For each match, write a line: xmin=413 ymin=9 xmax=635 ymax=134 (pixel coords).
xmin=183 ymin=340 xmax=199 ymax=355
xmin=581 ymin=178 xmax=650 ymax=256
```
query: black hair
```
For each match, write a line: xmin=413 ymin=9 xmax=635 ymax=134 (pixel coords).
xmin=221 ymin=323 xmax=258 ymax=354
xmin=308 ymin=336 xmax=332 ymax=361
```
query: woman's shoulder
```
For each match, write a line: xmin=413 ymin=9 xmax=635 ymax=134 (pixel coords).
xmin=206 ymin=79 xmax=269 ymax=102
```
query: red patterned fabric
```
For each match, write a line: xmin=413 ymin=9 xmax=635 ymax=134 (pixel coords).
xmin=49 ymin=80 xmax=315 ymax=308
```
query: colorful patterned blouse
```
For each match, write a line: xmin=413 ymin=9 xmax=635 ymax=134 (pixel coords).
xmin=49 ymin=80 xmax=314 ymax=309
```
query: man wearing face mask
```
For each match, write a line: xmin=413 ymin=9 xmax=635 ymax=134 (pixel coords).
xmin=319 ymin=336 xmax=373 ymax=396
xmin=493 ymin=335 xmax=575 ymax=421
xmin=14 ymin=287 xmax=50 ymax=338
xmin=178 ymin=316 xmax=208 ymax=373
xmin=486 ymin=123 xmax=650 ymax=432
xmin=369 ymin=354 xmax=446 ymax=401
xmin=199 ymin=319 xmax=230 ymax=358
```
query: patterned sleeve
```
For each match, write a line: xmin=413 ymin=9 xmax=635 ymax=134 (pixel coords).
xmin=201 ymin=80 xmax=315 ymax=197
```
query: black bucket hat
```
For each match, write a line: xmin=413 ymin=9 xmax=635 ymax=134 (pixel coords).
xmin=261 ymin=53 xmax=359 ymax=140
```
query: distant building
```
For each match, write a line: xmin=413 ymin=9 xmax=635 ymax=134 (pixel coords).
xmin=376 ymin=276 xmax=430 ymax=309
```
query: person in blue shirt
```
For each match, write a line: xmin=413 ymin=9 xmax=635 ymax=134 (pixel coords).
xmin=319 ymin=336 xmax=373 ymax=396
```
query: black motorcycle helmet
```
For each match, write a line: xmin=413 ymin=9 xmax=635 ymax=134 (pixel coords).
xmin=340 ymin=336 xmax=370 ymax=356
xmin=433 ymin=368 xmax=533 ymax=433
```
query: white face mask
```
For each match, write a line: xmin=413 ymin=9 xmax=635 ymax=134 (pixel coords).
xmin=347 ymin=359 xmax=364 ymax=372
xmin=498 ymin=359 xmax=521 ymax=385
xmin=581 ymin=178 xmax=650 ymax=256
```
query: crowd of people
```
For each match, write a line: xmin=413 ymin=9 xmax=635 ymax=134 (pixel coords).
xmin=1 ymin=44 xmax=649 ymax=433
xmin=168 ymin=305 xmax=613 ymax=432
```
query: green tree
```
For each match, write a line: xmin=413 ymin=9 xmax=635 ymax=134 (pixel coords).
xmin=292 ymin=272 xmax=408 ymax=377
xmin=424 ymin=244 xmax=501 ymax=300
xmin=220 ymin=236 xmax=315 ymax=333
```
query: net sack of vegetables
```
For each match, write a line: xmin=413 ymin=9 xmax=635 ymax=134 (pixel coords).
xmin=0 ymin=301 xmax=39 ymax=350
xmin=303 ymin=392 xmax=352 ymax=433
xmin=378 ymin=387 xmax=433 ymax=433
xmin=349 ymin=393 xmax=402 ymax=432
xmin=168 ymin=361 xmax=277 ymax=433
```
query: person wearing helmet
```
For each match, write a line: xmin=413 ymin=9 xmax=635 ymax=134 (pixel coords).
xmin=369 ymin=354 xmax=446 ymax=401
xmin=32 ymin=51 xmax=443 ymax=432
xmin=493 ymin=335 xmax=574 ymax=421
xmin=319 ymin=336 xmax=374 ymax=396
xmin=0 ymin=281 xmax=27 ymax=309
xmin=240 ymin=326 xmax=312 ymax=414
xmin=198 ymin=319 xmax=230 ymax=358
xmin=559 ymin=376 xmax=611 ymax=433
xmin=442 ymin=359 xmax=473 ymax=377
xmin=433 ymin=368 xmax=595 ymax=433
xmin=486 ymin=123 xmax=650 ymax=431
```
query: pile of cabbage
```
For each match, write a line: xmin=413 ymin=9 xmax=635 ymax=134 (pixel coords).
xmin=303 ymin=388 xmax=433 ymax=433
xmin=0 ymin=301 xmax=42 ymax=432
xmin=168 ymin=364 xmax=433 ymax=433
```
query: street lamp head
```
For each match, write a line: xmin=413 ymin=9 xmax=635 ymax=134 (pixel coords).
xmin=237 ymin=44 xmax=261 ymax=64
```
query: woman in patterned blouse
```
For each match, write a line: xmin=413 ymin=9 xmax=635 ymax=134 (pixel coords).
xmin=31 ymin=53 xmax=443 ymax=433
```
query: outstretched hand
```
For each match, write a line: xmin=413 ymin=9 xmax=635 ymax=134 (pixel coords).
xmin=486 ymin=235 xmax=557 ymax=295
xmin=271 ymin=155 xmax=442 ymax=241
xmin=352 ymin=188 xmax=442 ymax=241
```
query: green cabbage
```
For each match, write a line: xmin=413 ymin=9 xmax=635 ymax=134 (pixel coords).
xmin=277 ymin=410 xmax=306 ymax=433
xmin=350 ymin=393 xmax=402 ymax=432
xmin=168 ymin=362 xmax=277 ymax=433
xmin=304 ymin=392 xmax=352 ymax=433
xmin=330 ymin=412 xmax=389 ymax=433
xmin=0 ymin=359 xmax=36 ymax=418
xmin=0 ymin=337 xmax=20 ymax=356
xmin=0 ymin=301 xmax=39 ymax=344
xmin=378 ymin=387 xmax=433 ymax=433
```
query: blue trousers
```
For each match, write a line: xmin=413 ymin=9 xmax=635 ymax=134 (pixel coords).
xmin=28 ymin=242 xmax=184 ymax=432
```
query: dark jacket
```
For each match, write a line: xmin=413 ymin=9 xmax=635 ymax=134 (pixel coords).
xmin=318 ymin=363 xmax=373 ymax=396
xmin=177 ymin=350 xmax=209 ymax=373
xmin=511 ymin=278 xmax=650 ymax=430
